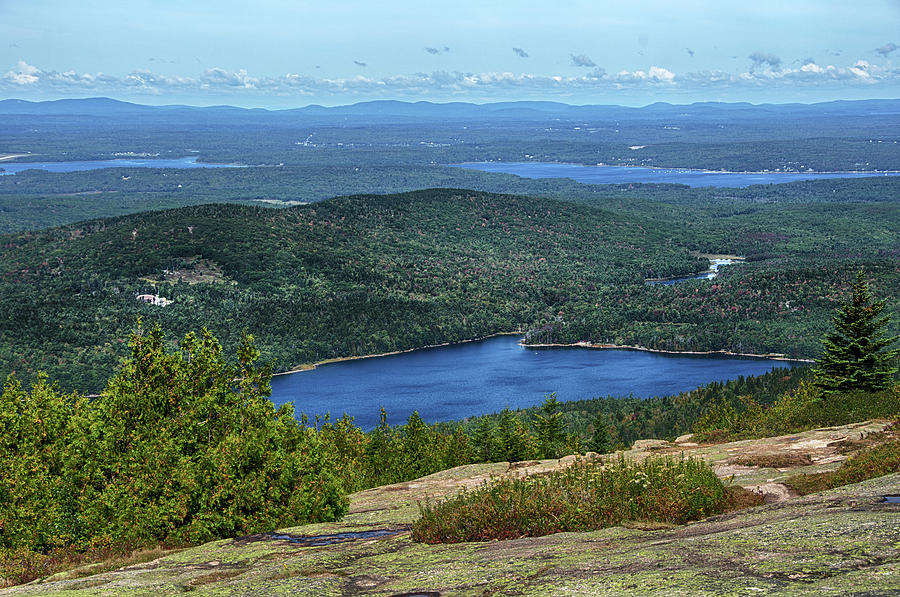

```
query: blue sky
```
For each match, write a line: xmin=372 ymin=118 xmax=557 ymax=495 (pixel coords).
xmin=1 ymin=0 xmax=899 ymax=107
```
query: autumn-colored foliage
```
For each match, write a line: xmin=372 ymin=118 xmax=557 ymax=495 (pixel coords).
xmin=412 ymin=455 xmax=728 ymax=543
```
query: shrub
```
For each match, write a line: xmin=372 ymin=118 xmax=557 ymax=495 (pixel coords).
xmin=0 ymin=375 xmax=81 ymax=552
xmin=0 ymin=324 xmax=349 ymax=557
xmin=693 ymin=382 xmax=900 ymax=442
xmin=785 ymin=437 xmax=900 ymax=495
xmin=412 ymin=455 xmax=728 ymax=543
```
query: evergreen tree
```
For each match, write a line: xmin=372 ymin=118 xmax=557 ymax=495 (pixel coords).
xmin=442 ymin=426 xmax=474 ymax=469
xmin=0 ymin=374 xmax=80 ymax=550
xmin=472 ymin=416 xmax=497 ymax=462
xmin=399 ymin=411 xmax=439 ymax=479
xmin=496 ymin=408 xmax=534 ymax=462
xmin=588 ymin=412 xmax=612 ymax=454
xmin=72 ymin=325 xmax=348 ymax=544
xmin=534 ymin=393 xmax=566 ymax=459
xmin=365 ymin=407 xmax=397 ymax=485
xmin=813 ymin=271 xmax=899 ymax=394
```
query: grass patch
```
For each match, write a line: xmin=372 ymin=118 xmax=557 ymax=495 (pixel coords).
xmin=724 ymin=485 xmax=767 ymax=510
xmin=411 ymin=455 xmax=729 ymax=544
xmin=784 ymin=438 xmax=900 ymax=496
xmin=730 ymin=453 xmax=814 ymax=468
xmin=185 ymin=568 xmax=247 ymax=589
xmin=0 ymin=544 xmax=179 ymax=588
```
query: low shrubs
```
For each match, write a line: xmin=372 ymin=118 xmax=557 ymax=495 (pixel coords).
xmin=784 ymin=438 xmax=900 ymax=495
xmin=411 ymin=455 xmax=729 ymax=544
xmin=692 ymin=381 xmax=900 ymax=442
xmin=0 ymin=325 xmax=348 ymax=583
xmin=730 ymin=453 xmax=814 ymax=468
xmin=0 ymin=544 xmax=175 ymax=588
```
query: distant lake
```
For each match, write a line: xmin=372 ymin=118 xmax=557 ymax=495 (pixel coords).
xmin=648 ymin=258 xmax=741 ymax=286
xmin=0 ymin=156 xmax=244 ymax=175
xmin=269 ymin=335 xmax=797 ymax=429
xmin=455 ymin=162 xmax=900 ymax=188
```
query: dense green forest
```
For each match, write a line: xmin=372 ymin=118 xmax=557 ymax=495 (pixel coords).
xmin=2 ymin=163 xmax=898 ymax=235
xmin=0 ymin=190 xmax=701 ymax=390
xmin=1 ymin=98 xmax=897 ymax=394
xmin=1 ymin=186 xmax=897 ymax=392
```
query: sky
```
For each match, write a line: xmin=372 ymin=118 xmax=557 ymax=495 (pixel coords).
xmin=1 ymin=0 xmax=899 ymax=108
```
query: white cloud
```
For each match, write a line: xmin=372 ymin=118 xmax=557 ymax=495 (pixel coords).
xmin=18 ymin=60 xmax=39 ymax=75
xmin=2 ymin=57 xmax=899 ymax=102
xmin=800 ymin=62 xmax=824 ymax=74
xmin=204 ymin=68 xmax=258 ymax=88
xmin=614 ymin=66 xmax=675 ymax=84
xmin=4 ymin=60 xmax=41 ymax=85
xmin=650 ymin=67 xmax=675 ymax=82
xmin=848 ymin=60 xmax=873 ymax=80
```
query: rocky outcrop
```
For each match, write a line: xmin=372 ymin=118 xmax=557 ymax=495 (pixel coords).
xmin=4 ymin=421 xmax=897 ymax=596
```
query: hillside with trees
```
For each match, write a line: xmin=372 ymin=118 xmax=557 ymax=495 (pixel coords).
xmin=0 ymin=187 xmax=896 ymax=393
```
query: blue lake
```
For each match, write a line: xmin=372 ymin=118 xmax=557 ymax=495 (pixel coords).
xmin=0 ymin=156 xmax=244 ymax=175
xmin=269 ymin=335 xmax=797 ymax=429
xmin=455 ymin=162 xmax=900 ymax=188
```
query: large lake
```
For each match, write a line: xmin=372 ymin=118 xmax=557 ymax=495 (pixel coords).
xmin=269 ymin=335 xmax=796 ymax=429
xmin=455 ymin=162 xmax=900 ymax=188
xmin=0 ymin=156 xmax=244 ymax=175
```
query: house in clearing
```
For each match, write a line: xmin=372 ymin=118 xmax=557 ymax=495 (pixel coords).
xmin=136 ymin=293 xmax=173 ymax=307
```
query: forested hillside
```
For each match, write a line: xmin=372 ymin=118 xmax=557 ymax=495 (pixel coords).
xmin=0 ymin=190 xmax=700 ymax=390
xmin=1 ymin=188 xmax=896 ymax=392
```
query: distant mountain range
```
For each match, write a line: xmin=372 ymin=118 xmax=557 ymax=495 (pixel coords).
xmin=2 ymin=97 xmax=898 ymax=125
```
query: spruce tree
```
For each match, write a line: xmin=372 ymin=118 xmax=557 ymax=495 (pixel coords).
xmin=496 ymin=408 xmax=534 ymax=462
xmin=472 ymin=416 xmax=497 ymax=462
xmin=588 ymin=412 xmax=612 ymax=454
xmin=534 ymin=393 xmax=566 ymax=459
xmin=813 ymin=270 xmax=899 ymax=394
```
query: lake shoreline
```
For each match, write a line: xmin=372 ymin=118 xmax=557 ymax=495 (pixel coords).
xmin=274 ymin=330 xmax=813 ymax=380
xmin=645 ymin=254 xmax=746 ymax=284
xmin=455 ymin=160 xmax=900 ymax=176
xmin=273 ymin=331 xmax=525 ymax=376
xmin=520 ymin=340 xmax=815 ymax=363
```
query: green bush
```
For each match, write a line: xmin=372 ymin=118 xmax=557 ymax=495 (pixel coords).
xmin=412 ymin=455 xmax=728 ymax=544
xmin=0 ymin=325 xmax=349 ymax=555
xmin=785 ymin=437 xmax=900 ymax=495
xmin=0 ymin=375 xmax=81 ymax=552
xmin=693 ymin=382 xmax=900 ymax=442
